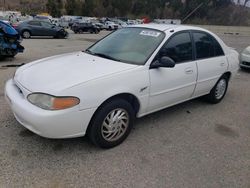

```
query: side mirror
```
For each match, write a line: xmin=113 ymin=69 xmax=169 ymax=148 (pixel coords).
xmin=150 ymin=56 xmax=176 ymax=69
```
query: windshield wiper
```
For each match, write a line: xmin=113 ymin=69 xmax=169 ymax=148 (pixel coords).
xmin=85 ymin=49 xmax=93 ymax=54
xmin=93 ymin=53 xmax=121 ymax=62
xmin=85 ymin=49 xmax=121 ymax=62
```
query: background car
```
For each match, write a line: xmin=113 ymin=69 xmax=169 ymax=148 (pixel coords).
xmin=93 ymin=22 xmax=105 ymax=30
xmin=0 ymin=20 xmax=24 ymax=58
xmin=71 ymin=22 xmax=100 ymax=34
xmin=69 ymin=18 xmax=82 ymax=29
xmin=16 ymin=20 xmax=68 ymax=39
xmin=104 ymin=21 xmax=119 ymax=30
xmin=240 ymin=46 xmax=250 ymax=69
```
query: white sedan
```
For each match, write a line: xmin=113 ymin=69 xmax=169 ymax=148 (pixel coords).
xmin=240 ymin=46 xmax=250 ymax=69
xmin=5 ymin=24 xmax=239 ymax=148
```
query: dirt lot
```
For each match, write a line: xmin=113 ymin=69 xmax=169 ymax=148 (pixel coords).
xmin=0 ymin=30 xmax=250 ymax=188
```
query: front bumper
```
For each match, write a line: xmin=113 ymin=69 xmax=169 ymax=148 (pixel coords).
xmin=240 ymin=53 xmax=250 ymax=68
xmin=5 ymin=79 xmax=96 ymax=139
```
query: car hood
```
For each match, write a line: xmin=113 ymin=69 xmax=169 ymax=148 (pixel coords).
xmin=14 ymin=52 xmax=138 ymax=93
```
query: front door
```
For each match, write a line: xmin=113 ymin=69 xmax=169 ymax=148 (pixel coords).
xmin=41 ymin=22 xmax=57 ymax=36
xmin=148 ymin=31 xmax=197 ymax=112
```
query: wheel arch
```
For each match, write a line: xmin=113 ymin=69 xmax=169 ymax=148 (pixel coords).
xmin=22 ymin=29 xmax=32 ymax=35
xmin=86 ymin=93 xmax=140 ymax=134
xmin=222 ymin=71 xmax=232 ymax=81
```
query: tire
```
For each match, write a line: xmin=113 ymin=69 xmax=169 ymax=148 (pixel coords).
xmin=6 ymin=53 xmax=16 ymax=58
xmin=56 ymin=31 xmax=66 ymax=39
xmin=205 ymin=75 xmax=229 ymax=104
xmin=88 ymin=99 xmax=135 ymax=148
xmin=22 ymin=30 xmax=31 ymax=39
xmin=240 ymin=66 xmax=249 ymax=71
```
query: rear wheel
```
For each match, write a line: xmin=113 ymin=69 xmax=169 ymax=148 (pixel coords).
xmin=205 ymin=75 xmax=229 ymax=104
xmin=22 ymin=30 xmax=31 ymax=39
xmin=88 ymin=99 xmax=135 ymax=148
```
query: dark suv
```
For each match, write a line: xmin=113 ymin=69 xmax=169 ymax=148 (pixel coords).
xmin=71 ymin=23 xmax=100 ymax=34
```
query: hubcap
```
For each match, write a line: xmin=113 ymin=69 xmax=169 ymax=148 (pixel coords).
xmin=23 ymin=31 xmax=30 ymax=38
xmin=215 ymin=79 xmax=227 ymax=99
xmin=101 ymin=108 xmax=129 ymax=142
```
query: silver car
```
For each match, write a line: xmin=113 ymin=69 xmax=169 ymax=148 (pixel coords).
xmin=240 ymin=46 xmax=250 ymax=69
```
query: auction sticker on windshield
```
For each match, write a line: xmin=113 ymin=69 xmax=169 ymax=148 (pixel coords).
xmin=140 ymin=30 xmax=161 ymax=37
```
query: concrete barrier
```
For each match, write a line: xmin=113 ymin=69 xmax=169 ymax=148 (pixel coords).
xmin=190 ymin=25 xmax=250 ymax=36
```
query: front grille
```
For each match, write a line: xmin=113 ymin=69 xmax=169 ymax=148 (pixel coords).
xmin=16 ymin=86 xmax=23 ymax=95
xmin=242 ymin=61 xmax=250 ymax=66
xmin=13 ymin=81 xmax=24 ymax=97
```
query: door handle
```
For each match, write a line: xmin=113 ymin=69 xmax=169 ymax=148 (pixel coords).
xmin=185 ymin=68 xmax=194 ymax=74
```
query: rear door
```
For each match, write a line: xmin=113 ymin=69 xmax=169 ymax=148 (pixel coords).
xmin=191 ymin=31 xmax=228 ymax=97
xmin=27 ymin=21 xmax=43 ymax=36
xmin=148 ymin=31 xmax=198 ymax=112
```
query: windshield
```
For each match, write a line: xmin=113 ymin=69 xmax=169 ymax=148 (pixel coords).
xmin=0 ymin=21 xmax=18 ymax=35
xmin=87 ymin=27 xmax=165 ymax=65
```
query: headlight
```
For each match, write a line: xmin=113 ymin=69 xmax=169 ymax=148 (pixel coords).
xmin=242 ymin=47 xmax=250 ymax=55
xmin=27 ymin=93 xmax=80 ymax=110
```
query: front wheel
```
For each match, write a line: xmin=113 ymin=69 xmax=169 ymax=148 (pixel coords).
xmin=22 ymin=30 xmax=31 ymax=39
xmin=88 ymin=99 xmax=135 ymax=148
xmin=56 ymin=31 xmax=67 ymax=39
xmin=205 ymin=75 xmax=229 ymax=104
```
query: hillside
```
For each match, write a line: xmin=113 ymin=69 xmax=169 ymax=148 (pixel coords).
xmin=0 ymin=0 xmax=250 ymax=26
xmin=0 ymin=0 xmax=47 ymax=12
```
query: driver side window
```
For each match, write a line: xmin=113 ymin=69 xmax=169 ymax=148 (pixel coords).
xmin=42 ymin=22 xmax=52 ymax=28
xmin=159 ymin=32 xmax=193 ymax=63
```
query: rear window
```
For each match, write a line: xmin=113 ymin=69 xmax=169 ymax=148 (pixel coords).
xmin=28 ymin=21 xmax=41 ymax=26
xmin=193 ymin=32 xmax=224 ymax=59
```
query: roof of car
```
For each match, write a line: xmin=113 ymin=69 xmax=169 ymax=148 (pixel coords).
xmin=129 ymin=24 xmax=206 ymax=32
xmin=130 ymin=24 xmax=180 ymax=31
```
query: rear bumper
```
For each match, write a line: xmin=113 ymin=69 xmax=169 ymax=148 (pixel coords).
xmin=5 ymin=79 xmax=96 ymax=139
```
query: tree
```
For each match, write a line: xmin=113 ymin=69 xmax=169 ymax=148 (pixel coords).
xmin=46 ymin=0 xmax=62 ymax=17
xmin=82 ymin=0 xmax=95 ymax=16
xmin=65 ymin=0 xmax=76 ymax=15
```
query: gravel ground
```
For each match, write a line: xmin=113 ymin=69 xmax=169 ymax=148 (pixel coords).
xmin=0 ymin=30 xmax=249 ymax=188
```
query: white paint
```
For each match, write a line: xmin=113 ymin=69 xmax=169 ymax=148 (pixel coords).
xmin=5 ymin=24 xmax=239 ymax=139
